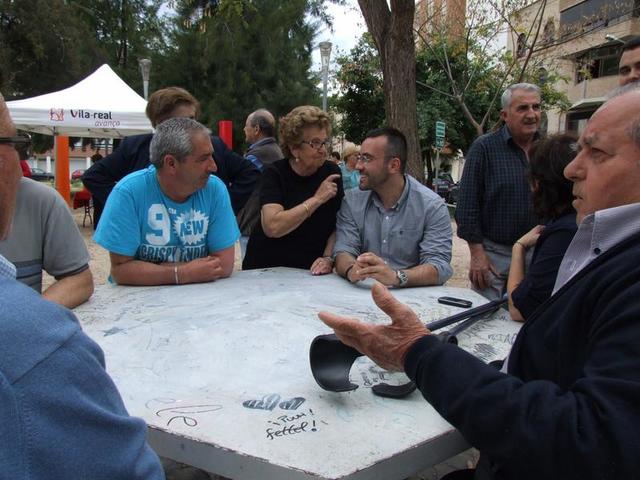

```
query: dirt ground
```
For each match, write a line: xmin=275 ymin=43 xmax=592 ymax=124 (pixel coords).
xmin=50 ymin=208 xmax=471 ymax=289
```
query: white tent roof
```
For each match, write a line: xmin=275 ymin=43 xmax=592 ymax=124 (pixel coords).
xmin=7 ymin=64 xmax=153 ymax=138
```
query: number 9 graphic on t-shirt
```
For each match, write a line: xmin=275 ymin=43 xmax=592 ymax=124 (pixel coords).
xmin=145 ymin=204 xmax=171 ymax=246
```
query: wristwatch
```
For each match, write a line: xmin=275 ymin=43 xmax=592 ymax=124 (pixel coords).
xmin=395 ymin=269 xmax=408 ymax=287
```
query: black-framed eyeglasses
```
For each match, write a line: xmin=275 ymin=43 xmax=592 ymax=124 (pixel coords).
xmin=0 ymin=136 xmax=32 ymax=148
xmin=301 ymin=139 xmax=331 ymax=150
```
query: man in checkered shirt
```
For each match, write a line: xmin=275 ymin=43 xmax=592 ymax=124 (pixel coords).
xmin=455 ymin=83 xmax=541 ymax=300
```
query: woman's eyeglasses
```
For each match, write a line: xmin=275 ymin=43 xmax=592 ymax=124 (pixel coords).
xmin=301 ymin=139 xmax=331 ymax=150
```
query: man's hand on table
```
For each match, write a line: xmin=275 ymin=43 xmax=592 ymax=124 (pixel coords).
xmin=349 ymin=252 xmax=399 ymax=286
xmin=181 ymin=256 xmax=225 ymax=283
xmin=318 ymin=282 xmax=430 ymax=371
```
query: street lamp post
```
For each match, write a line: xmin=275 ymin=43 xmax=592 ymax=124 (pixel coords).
xmin=138 ymin=58 xmax=152 ymax=100
xmin=319 ymin=41 xmax=332 ymax=112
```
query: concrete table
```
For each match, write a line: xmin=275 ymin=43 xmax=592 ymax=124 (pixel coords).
xmin=75 ymin=268 xmax=521 ymax=480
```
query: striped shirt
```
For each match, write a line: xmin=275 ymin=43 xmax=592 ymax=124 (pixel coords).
xmin=0 ymin=254 xmax=16 ymax=280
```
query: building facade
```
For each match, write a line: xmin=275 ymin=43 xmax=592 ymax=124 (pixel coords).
xmin=508 ymin=0 xmax=640 ymax=134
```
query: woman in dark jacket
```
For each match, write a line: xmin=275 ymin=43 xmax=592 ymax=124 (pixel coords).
xmin=507 ymin=133 xmax=579 ymax=321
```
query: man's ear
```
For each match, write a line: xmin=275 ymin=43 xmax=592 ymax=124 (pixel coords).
xmin=164 ymin=154 xmax=177 ymax=171
xmin=388 ymin=156 xmax=402 ymax=174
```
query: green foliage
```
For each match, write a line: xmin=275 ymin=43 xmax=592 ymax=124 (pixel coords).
xmin=0 ymin=0 xmax=99 ymax=97
xmin=415 ymin=41 xmax=501 ymax=154
xmin=332 ymin=34 xmax=384 ymax=143
xmin=70 ymin=0 xmax=166 ymax=92
xmin=1 ymin=0 xmax=166 ymax=152
xmin=333 ymin=34 xmax=500 ymax=165
xmin=1 ymin=0 xmax=165 ymax=99
xmin=2 ymin=0 xmax=330 ymax=153
xmin=158 ymin=0 xmax=324 ymax=149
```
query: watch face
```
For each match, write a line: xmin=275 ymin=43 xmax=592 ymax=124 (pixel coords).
xmin=397 ymin=270 xmax=408 ymax=286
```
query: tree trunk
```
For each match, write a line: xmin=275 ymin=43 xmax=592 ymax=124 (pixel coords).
xmin=358 ymin=0 xmax=422 ymax=181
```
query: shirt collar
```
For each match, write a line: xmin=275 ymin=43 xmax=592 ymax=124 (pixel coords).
xmin=249 ymin=137 xmax=275 ymax=149
xmin=587 ymin=202 xmax=640 ymax=254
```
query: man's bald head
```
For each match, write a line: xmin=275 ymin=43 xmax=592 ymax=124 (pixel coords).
xmin=244 ymin=109 xmax=276 ymax=144
xmin=563 ymin=86 xmax=640 ymax=223
xmin=0 ymin=93 xmax=16 ymax=137
xmin=0 ymin=92 xmax=22 ymax=240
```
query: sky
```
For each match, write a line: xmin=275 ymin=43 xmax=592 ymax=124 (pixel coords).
xmin=310 ymin=1 xmax=368 ymax=72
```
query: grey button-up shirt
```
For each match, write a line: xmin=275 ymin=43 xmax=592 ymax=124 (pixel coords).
xmin=333 ymin=175 xmax=453 ymax=284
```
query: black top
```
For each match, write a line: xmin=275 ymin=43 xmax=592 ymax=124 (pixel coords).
xmin=455 ymin=125 xmax=538 ymax=245
xmin=82 ymin=133 xmax=259 ymax=227
xmin=242 ymin=159 xmax=343 ymax=270
xmin=511 ymin=213 xmax=577 ymax=319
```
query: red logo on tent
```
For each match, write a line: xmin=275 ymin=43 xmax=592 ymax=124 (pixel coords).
xmin=50 ymin=108 xmax=64 ymax=122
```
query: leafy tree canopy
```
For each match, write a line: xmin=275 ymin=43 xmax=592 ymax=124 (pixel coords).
xmin=155 ymin=0 xmax=332 ymax=149
xmin=332 ymin=33 xmax=384 ymax=144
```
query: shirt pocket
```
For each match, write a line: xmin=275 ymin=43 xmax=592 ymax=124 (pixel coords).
xmin=388 ymin=228 xmax=422 ymax=267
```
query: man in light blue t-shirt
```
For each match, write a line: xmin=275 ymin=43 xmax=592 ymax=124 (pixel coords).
xmin=95 ymin=117 xmax=239 ymax=285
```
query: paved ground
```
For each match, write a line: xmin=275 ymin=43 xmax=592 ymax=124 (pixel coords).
xmin=47 ymin=208 xmax=476 ymax=480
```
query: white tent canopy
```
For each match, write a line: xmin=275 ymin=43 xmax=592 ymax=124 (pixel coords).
xmin=7 ymin=64 xmax=152 ymax=138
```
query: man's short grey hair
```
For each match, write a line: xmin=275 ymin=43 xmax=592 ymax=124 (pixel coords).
xmin=150 ymin=117 xmax=210 ymax=168
xmin=606 ymin=81 xmax=640 ymax=149
xmin=248 ymin=109 xmax=276 ymax=138
xmin=501 ymin=83 xmax=541 ymax=109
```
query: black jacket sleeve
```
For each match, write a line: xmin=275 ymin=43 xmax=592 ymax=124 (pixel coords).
xmin=405 ymin=283 xmax=640 ymax=480
xmin=81 ymin=134 xmax=153 ymax=228
xmin=211 ymin=136 xmax=259 ymax=214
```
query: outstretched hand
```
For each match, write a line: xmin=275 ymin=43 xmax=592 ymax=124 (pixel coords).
xmin=318 ymin=282 xmax=430 ymax=371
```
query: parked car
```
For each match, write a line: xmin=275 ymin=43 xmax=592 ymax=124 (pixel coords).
xmin=432 ymin=173 xmax=459 ymax=204
xmin=30 ymin=167 xmax=54 ymax=182
xmin=71 ymin=169 xmax=86 ymax=180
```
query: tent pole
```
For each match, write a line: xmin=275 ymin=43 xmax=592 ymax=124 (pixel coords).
xmin=54 ymin=129 xmax=71 ymax=205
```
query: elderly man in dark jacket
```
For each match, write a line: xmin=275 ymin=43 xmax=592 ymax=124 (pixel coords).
xmin=319 ymin=84 xmax=640 ymax=480
xmin=237 ymin=108 xmax=283 ymax=237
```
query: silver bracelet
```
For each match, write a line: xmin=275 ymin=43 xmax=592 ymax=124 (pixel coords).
xmin=174 ymin=265 xmax=180 ymax=285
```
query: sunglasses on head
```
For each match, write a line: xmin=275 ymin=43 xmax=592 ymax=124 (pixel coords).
xmin=0 ymin=135 xmax=32 ymax=148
